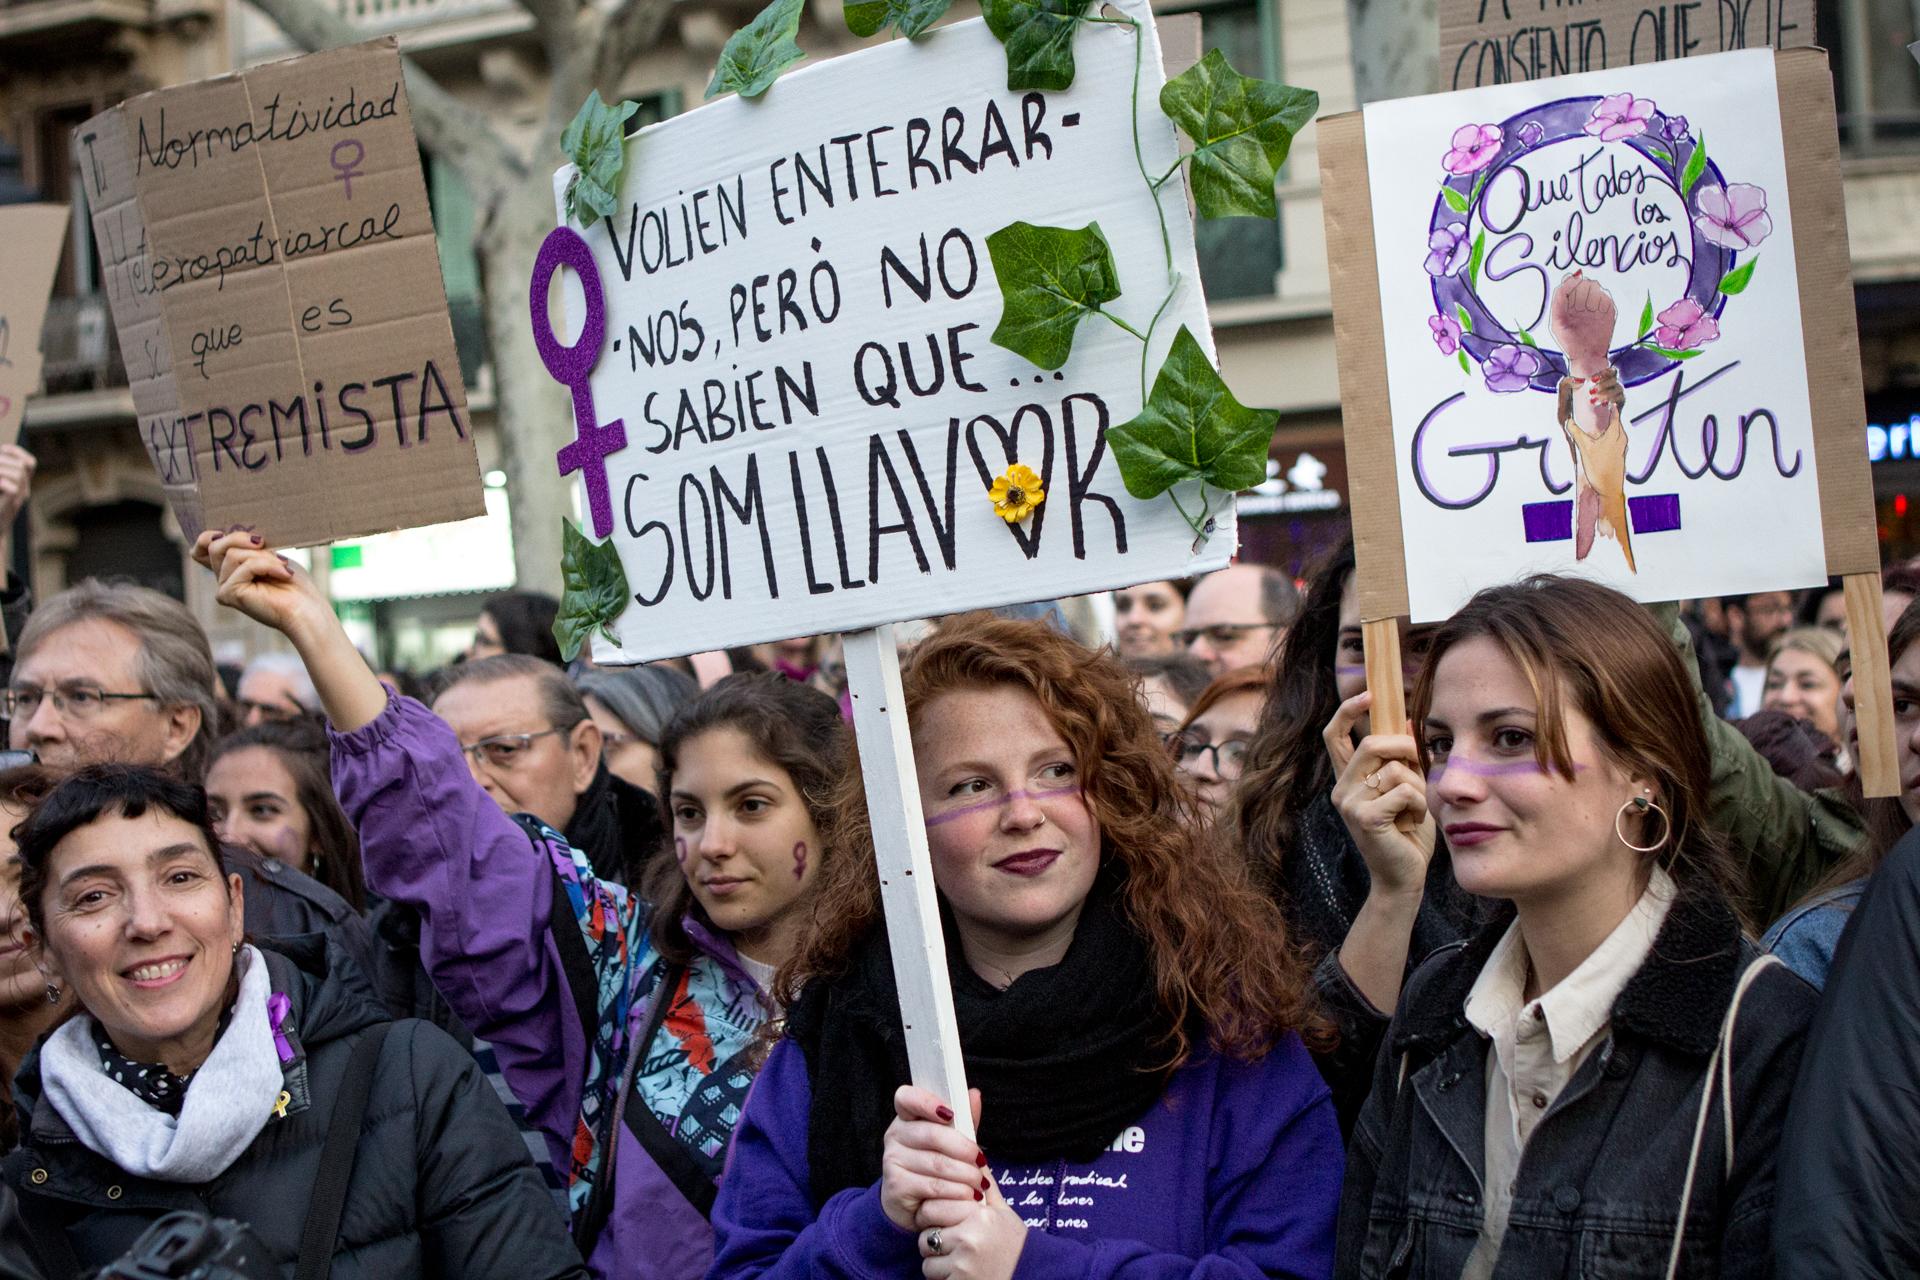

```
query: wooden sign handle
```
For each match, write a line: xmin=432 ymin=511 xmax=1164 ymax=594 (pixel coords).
xmin=841 ymin=625 xmax=976 ymax=1140
xmin=1363 ymin=619 xmax=1407 ymax=737
xmin=1844 ymin=572 xmax=1900 ymax=799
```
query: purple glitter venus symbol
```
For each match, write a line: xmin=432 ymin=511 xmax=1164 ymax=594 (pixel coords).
xmin=531 ymin=227 xmax=627 ymax=538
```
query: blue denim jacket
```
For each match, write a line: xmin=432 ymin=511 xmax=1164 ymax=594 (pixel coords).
xmin=1760 ymin=880 xmax=1866 ymax=990
xmin=1336 ymin=890 xmax=1818 ymax=1279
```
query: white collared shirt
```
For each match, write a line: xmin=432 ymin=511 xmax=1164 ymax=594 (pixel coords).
xmin=1458 ymin=866 xmax=1676 ymax=1280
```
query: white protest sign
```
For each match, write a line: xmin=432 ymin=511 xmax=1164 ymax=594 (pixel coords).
xmin=535 ymin=9 xmax=1225 ymax=662
xmin=1362 ymin=49 xmax=1824 ymax=622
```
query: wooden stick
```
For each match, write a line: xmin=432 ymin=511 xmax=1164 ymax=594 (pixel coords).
xmin=841 ymin=624 xmax=975 ymax=1140
xmin=1363 ymin=619 xmax=1407 ymax=737
xmin=1844 ymin=572 xmax=1899 ymax=798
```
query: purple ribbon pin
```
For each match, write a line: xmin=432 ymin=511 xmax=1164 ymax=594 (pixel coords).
xmin=267 ymin=992 xmax=295 ymax=1065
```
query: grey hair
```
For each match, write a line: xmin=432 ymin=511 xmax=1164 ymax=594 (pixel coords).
xmin=240 ymin=651 xmax=319 ymax=711
xmin=431 ymin=653 xmax=588 ymax=731
xmin=573 ymin=664 xmax=700 ymax=747
xmin=15 ymin=579 xmax=218 ymax=779
xmin=1257 ymin=567 xmax=1302 ymax=628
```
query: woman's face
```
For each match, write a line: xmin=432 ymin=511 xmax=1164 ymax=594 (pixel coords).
xmin=1175 ymin=689 xmax=1263 ymax=819
xmin=668 ymin=726 xmax=822 ymax=963
xmin=206 ymin=747 xmax=315 ymax=875
xmin=915 ymin=687 xmax=1101 ymax=956
xmin=1763 ymin=648 xmax=1842 ymax=740
xmin=1335 ymin=575 xmax=1368 ymax=702
xmin=1424 ymin=636 xmax=1653 ymax=908
xmin=1138 ymin=675 xmax=1189 ymax=740
xmin=1846 ymin=639 xmax=1920 ymax=827
xmin=584 ymin=694 xmax=662 ymax=795
xmin=1113 ymin=582 xmax=1185 ymax=659
xmin=469 ymin=611 xmax=505 ymax=661
xmin=0 ymin=804 xmax=38 ymax=1012
xmin=35 ymin=809 xmax=244 ymax=1068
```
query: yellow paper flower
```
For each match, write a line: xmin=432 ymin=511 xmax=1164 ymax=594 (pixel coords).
xmin=989 ymin=463 xmax=1046 ymax=523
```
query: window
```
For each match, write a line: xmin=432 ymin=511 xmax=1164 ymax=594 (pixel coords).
xmin=1829 ymin=0 xmax=1920 ymax=151
xmin=1160 ymin=0 xmax=1283 ymax=300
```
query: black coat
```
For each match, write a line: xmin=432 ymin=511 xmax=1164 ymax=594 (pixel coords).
xmin=1774 ymin=826 xmax=1920 ymax=1275
xmin=3 ymin=940 xmax=585 ymax=1280
xmin=1337 ymin=888 xmax=1817 ymax=1279
xmin=225 ymin=843 xmax=380 ymax=1007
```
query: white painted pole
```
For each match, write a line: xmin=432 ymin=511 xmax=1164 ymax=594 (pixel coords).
xmin=841 ymin=622 xmax=975 ymax=1141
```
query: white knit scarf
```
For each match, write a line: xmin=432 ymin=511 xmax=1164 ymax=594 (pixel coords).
xmin=39 ymin=945 xmax=284 ymax=1183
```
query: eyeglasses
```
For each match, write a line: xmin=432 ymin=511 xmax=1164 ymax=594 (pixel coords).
xmin=4 ymin=684 xmax=159 ymax=721
xmin=460 ymin=727 xmax=565 ymax=770
xmin=238 ymin=698 xmax=306 ymax=722
xmin=1171 ymin=734 xmax=1250 ymax=779
xmin=1174 ymin=623 xmax=1272 ymax=649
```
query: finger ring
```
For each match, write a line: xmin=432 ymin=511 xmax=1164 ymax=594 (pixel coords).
xmin=1364 ymin=771 xmax=1384 ymax=792
xmin=926 ymin=1229 xmax=945 ymax=1256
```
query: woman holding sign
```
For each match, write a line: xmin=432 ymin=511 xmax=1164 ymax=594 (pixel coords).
xmin=709 ymin=614 xmax=1343 ymax=1280
xmin=190 ymin=529 xmax=846 ymax=1280
xmin=1335 ymin=576 xmax=1815 ymax=1279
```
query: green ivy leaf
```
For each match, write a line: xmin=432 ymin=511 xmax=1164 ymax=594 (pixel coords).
xmin=984 ymin=220 xmax=1121 ymax=370
xmin=560 ymin=91 xmax=639 ymax=227
xmin=1638 ymin=293 xmax=1655 ymax=340
xmin=1680 ymin=129 xmax=1708 ymax=198
xmin=981 ymin=0 xmax=1092 ymax=91
xmin=1466 ymin=230 xmax=1486 ymax=291
xmin=1157 ymin=48 xmax=1319 ymax=220
xmin=553 ymin=519 xmax=631 ymax=662
xmin=707 ymin=0 xmax=807 ymax=100
xmin=1647 ymin=344 xmax=1704 ymax=361
xmin=1107 ymin=326 xmax=1277 ymax=501
xmin=1517 ymin=329 xmax=1538 ymax=348
xmin=1644 ymin=144 xmax=1673 ymax=166
xmin=1455 ymin=303 xmax=1473 ymax=334
xmin=1441 ymin=184 xmax=1468 ymax=214
xmin=1457 ymin=349 xmax=1470 ymax=375
xmin=1717 ymin=258 xmax=1757 ymax=295
xmin=844 ymin=0 xmax=951 ymax=37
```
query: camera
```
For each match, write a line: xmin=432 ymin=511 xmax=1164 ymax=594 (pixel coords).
xmin=92 ymin=1214 xmax=278 ymax=1280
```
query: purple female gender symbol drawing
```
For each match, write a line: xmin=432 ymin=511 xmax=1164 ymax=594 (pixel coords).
xmin=531 ymin=226 xmax=626 ymax=538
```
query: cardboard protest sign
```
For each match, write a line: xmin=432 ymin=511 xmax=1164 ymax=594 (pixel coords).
xmin=1321 ymin=46 xmax=1893 ymax=788
xmin=1439 ymin=0 xmax=1814 ymax=90
xmin=0 ymin=205 xmax=69 ymax=446
xmin=534 ymin=12 xmax=1228 ymax=663
xmin=75 ymin=39 xmax=484 ymax=546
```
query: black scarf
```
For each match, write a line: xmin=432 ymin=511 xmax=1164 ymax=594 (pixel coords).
xmin=565 ymin=763 xmax=668 ymax=888
xmin=786 ymin=868 xmax=1180 ymax=1205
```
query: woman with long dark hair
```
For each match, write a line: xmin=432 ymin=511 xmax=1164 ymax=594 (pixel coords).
xmin=206 ymin=719 xmax=366 ymax=911
xmin=710 ymin=614 xmax=1342 ymax=1279
xmin=1337 ymin=577 xmax=1815 ymax=1278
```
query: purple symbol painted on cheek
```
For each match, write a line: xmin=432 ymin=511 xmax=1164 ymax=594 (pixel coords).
xmin=532 ymin=227 xmax=627 ymax=538
xmin=792 ymin=842 xmax=808 ymax=881
xmin=674 ymin=836 xmax=689 ymax=866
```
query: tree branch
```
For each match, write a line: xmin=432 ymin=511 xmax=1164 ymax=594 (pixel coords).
xmin=593 ymin=0 xmax=680 ymax=89
xmin=518 ymin=0 xmax=585 ymax=75
xmin=239 ymin=0 xmax=525 ymax=190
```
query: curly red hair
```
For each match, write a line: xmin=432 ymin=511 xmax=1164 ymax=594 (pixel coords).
xmin=779 ymin=613 xmax=1329 ymax=1064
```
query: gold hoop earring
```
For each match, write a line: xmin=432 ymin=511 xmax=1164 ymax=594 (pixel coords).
xmin=1615 ymin=794 xmax=1671 ymax=854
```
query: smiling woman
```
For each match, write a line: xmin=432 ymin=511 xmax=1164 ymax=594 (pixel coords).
xmin=709 ymin=614 xmax=1344 ymax=1280
xmin=2 ymin=764 xmax=583 ymax=1279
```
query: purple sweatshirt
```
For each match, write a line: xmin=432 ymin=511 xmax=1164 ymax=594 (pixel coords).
xmin=707 ymin=1033 xmax=1342 ymax=1279
xmin=334 ymin=693 xmax=743 ymax=1280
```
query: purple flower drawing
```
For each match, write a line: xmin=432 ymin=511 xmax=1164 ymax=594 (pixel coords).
xmin=1585 ymin=93 xmax=1655 ymax=142
xmin=1430 ymin=313 xmax=1462 ymax=355
xmin=1425 ymin=223 xmax=1470 ymax=277
xmin=1442 ymin=124 xmax=1503 ymax=175
xmin=1483 ymin=344 xmax=1542 ymax=394
xmin=1654 ymin=298 xmax=1721 ymax=350
xmin=1515 ymin=120 xmax=1546 ymax=149
xmin=1662 ymin=114 xmax=1691 ymax=143
xmin=1694 ymin=183 xmax=1773 ymax=251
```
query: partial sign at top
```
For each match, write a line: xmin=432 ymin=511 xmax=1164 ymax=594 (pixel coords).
xmin=539 ymin=12 xmax=1228 ymax=663
xmin=0 ymin=205 xmax=69 ymax=447
xmin=1440 ymin=0 xmax=1814 ymax=90
xmin=76 ymin=39 xmax=484 ymax=546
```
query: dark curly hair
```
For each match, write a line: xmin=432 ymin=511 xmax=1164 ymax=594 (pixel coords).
xmin=643 ymin=673 xmax=850 ymax=967
xmin=782 ymin=613 xmax=1329 ymax=1066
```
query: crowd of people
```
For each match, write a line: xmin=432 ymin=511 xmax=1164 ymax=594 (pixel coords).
xmin=0 ymin=447 xmax=1912 ymax=1276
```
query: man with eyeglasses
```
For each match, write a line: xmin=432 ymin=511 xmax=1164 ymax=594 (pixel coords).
xmin=430 ymin=655 xmax=666 ymax=887
xmin=1178 ymin=563 xmax=1301 ymax=677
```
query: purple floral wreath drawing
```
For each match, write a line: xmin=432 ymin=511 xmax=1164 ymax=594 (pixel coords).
xmin=1422 ymin=93 xmax=1772 ymax=571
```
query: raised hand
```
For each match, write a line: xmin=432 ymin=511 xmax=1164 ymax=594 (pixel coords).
xmin=1326 ymin=690 xmax=1435 ymax=895
xmin=0 ymin=445 xmax=37 ymax=533
xmin=192 ymin=529 xmax=330 ymax=637
xmin=881 ymin=1086 xmax=988 ymax=1235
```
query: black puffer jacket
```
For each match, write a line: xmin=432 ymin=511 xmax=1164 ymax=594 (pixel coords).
xmin=2 ymin=939 xmax=585 ymax=1280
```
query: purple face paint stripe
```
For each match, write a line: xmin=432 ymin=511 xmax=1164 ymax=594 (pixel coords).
xmin=1335 ymin=666 xmax=1366 ymax=677
xmin=924 ymin=786 xmax=1084 ymax=827
xmin=1428 ymin=755 xmax=1588 ymax=779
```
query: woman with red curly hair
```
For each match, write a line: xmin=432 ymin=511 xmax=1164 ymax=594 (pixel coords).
xmin=708 ymin=614 xmax=1342 ymax=1280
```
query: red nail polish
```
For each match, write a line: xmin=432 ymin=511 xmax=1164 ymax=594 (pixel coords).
xmin=936 ymin=1106 xmax=954 ymax=1122
xmin=981 ymin=1177 xmax=990 ymax=1191
xmin=250 ymin=534 xmax=263 ymax=545
xmin=974 ymin=1189 xmax=983 ymax=1201
xmin=975 ymin=1152 xmax=987 ymax=1167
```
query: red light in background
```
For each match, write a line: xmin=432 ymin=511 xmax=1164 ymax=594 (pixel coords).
xmin=1899 ymin=495 xmax=1910 ymax=517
